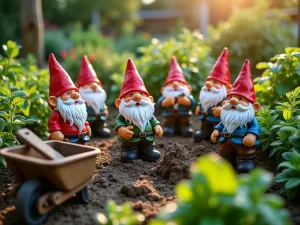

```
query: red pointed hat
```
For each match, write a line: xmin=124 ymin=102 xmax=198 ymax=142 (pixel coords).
xmin=76 ymin=55 xmax=101 ymax=88
xmin=206 ymin=47 xmax=230 ymax=84
xmin=119 ymin=59 xmax=149 ymax=99
xmin=227 ymin=60 xmax=256 ymax=103
xmin=48 ymin=53 xmax=78 ymax=97
xmin=165 ymin=56 xmax=187 ymax=86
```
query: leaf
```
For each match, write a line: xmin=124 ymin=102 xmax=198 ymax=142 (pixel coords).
xmin=0 ymin=157 xmax=6 ymax=168
xmin=285 ymin=179 xmax=300 ymax=190
xmin=279 ymin=126 xmax=297 ymax=132
xmin=12 ymin=97 xmax=26 ymax=106
xmin=13 ymin=120 xmax=26 ymax=126
xmin=0 ymin=87 xmax=11 ymax=97
xmin=276 ymin=83 xmax=290 ymax=96
xmin=23 ymin=119 xmax=36 ymax=125
xmin=0 ymin=118 xmax=7 ymax=132
xmin=4 ymin=41 xmax=19 ymax=59
xmin=256 ymin=62 xmax=269 ymax=69
xmin=0 ymin=137 xmax=3 ymax=147
xmin=11 ymin=90 xmax=27 ymax=98
xmin=296 ymin=70 xmax=300 ymax=76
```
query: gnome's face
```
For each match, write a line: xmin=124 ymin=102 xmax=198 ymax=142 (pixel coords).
xmin=199 ymin=79 xmax=228 ymax=113
xmin=48 ymin=90 xmax=87 ymax=132
xmin=115 ymin=92 xmax=155 ymax=132
xmin=79 ymin=82 xmax=107 ymax=113
xmin=220 ymin=95 xmax=260 ymax=133
xmin=161 ymin=81 xmax=192 ymax=98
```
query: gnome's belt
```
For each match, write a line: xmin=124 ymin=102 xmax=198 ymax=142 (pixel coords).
xmin=64 ymin=132 xmax=88 ymax=139
xmin=219 ymin=132 xmax=245 ymax=138
xmin=132 ymin=132 xmax=155 ymax=138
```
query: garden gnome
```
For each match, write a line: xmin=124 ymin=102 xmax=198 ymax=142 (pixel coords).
xmin=115 ymin=59 xmax=163 ymax=162
xmin=194 ymin=48 xmax=232 ymax=142
xmin=77 ymin=56 xmax=111 ymax=138
xmin=157 ymin=56 xmax=195 ymax=137
xmin=48 ymin=53 xmax=91 ymax=144
xmin=211 ymin=60 xmax=260 ymax=173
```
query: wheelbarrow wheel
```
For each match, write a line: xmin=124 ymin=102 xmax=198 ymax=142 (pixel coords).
xmin=73 ymin=187 xmax=89 ymax=204
xmin=16 ymin=180 xmax=48 ymax=225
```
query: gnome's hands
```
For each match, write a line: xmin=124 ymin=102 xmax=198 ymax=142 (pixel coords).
xmin=86 ymin=125 xmax=92 ymax=137
xmin=211 ymin=130 xmax=219 ymax=143
xmin=243 ymin=133 xmax=256 ymax=147
xmin=195 ymin=105 xmax=200 ymax=115
xmin=153 ymin=124 xmax=163 ymax=137
xmin=50 ymin=131 xmax=64 ymax=141
xmin=177 ymin=96 xmax=191 ymax=106
xmin=118 ymin=126 xmax=134 ymax=140
xmin=104 ymin=109 xmax=109 ymax=117
xmin=212 ymin=106 xmax=222 ymax=117
xmin=161 ymin=97 xmax=175 ymax=107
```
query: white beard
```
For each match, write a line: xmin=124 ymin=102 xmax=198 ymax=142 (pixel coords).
xmin=79 ymin=86 xmax=107 ymax=113
xmin=220 ymin=103 xmax=255 ymax=133
xmin=199 ymin=85 xmax=227 ymax=113
xmin=162 ymin=85 xmax=191 ymax=98
xmin=56 ymin=97 xmax=87 ymax=132
xmin=119 ymin=98 xmax=155 ymax=132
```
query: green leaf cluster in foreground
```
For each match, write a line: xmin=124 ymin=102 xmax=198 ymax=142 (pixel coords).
xmin=149 ymin=154 xmax=290 ymax=225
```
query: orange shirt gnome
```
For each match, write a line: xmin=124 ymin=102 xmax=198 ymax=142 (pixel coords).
xmin=47 ymin=54 xmax=91 ymax=144
xmin=211 ymin=60 xmax=261 ymax=173
xmin=115 ymin=59 xmax=163 ymax=162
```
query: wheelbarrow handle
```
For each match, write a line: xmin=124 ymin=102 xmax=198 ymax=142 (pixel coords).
xmin=16 ymin=128 xmax=64 ymax=160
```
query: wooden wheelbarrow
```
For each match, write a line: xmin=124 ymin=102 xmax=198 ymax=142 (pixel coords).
xmin=0 ymin=129 xmax=100 ymax=225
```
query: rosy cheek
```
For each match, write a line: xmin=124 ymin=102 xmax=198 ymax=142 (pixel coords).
xmin=124 ymin=97 xmax=132 ymax=103
xmin=215 ymin=84 xmax=221 ymax=89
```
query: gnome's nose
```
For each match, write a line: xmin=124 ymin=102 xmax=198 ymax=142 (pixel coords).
xmin=172 ymin=81 xmax=179 ymax=89
xmin=205 ymin=81 xmax=212 ymax=89
xmin=133 ymin=93 xmax=142 ymax=102
xmin=230 ymin=97 xmax=239 ymax=106
xmin=90 ymin=82 xmax=97 ymax=91
xmin=72 ymin=92 xmax=80 ymax=99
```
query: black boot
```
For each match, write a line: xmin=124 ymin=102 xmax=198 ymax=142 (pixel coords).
xmin=237 ymin=155 xmax=256 ymax=173
xmin=139 ymin=145 xmax=161 ymax=161
xmin=96 ymin=127 xmax=111 ymax=138
xmin=121 ymin=146 xmax=138 ymax=163
xmin=217 ymin=151 xmax=237 ymax=168
xmin=163 ymin=127 xmax=175 ymax=137
xmin=194 ymin=120 xmax=213 ymax=142
xmin=181 ymin=126 xmax=193 ymax=137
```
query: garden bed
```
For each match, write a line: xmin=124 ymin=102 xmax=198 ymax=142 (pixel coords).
xmin=0 ymin=108 xmax=300 ymax=225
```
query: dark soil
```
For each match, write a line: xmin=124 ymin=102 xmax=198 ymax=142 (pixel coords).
xmin=0 ymin=107 xmax=299 ymax=225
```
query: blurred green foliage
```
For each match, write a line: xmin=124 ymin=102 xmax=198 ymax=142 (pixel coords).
xmin=95 ymin=200 xmax=144 ymax=225
xmin=136 ymin=28 xmax=213 ymax=101
xmin=62 ymin=25 xmax=135 ymax=104
xmin=255 ymin=47 xmax=300 ymax=106
xmin=44 ymin=30 xmax=71 ymax=61
xmin=276 ymin=148 xmax=300 ymax=199
xmin=0 ymin=41 xmax=50 ymax=139
xmin=150 ymin=154 xmax=290 ymax=225
xmin=257 ymin=87 xmax=300 ymax=162
xmin=208 ymin=0 xmax=295 ymax=78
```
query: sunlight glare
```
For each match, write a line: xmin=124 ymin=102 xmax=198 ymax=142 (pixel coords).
xmin=142 ymin=0 xmax=156 ymax=5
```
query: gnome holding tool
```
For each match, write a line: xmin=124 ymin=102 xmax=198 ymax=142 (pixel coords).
xmin=47 ymin=54 xmax=91 ymax=144
xmin=194 ymin=48 xmax=232 ymax=142
xmin=211 ymin=60 xmax=260 ymax=173
xmin=115 ymin=59 xmax=163 ymax=162
xmin=77 ymin=56 xmax=111 ymax=138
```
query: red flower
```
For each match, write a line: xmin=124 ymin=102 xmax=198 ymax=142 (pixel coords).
xmin=60 ymin=51 xmax=67 ymax=59
xmin=89 ymin=53 xmax=97 ymax=62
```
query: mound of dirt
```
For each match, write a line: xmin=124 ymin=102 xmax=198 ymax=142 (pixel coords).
xmin=121 ymin=176 xmax=164 ymax=202
xmin=151 ymin=143 xmax=191 ymax=184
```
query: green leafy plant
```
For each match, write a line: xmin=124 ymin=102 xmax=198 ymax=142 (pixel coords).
xmin=275 ymin=149 xmax=300 ymax=199
xmin=136 ymin=28 xmax=213 ymax=101
xmin=255 ymin=47 xmax=300 ymax=105
xmin=257 ymin=87 xmax=300 ymax=162
xmin=150 ymin=154 xmax=290 ymax=225
xmin=208 ymin=0 xmax=295 ymax=79
xmin=95 ymin=200 xmax=144 ymax=225
xmin=0 ymin=41 xmax=50 ymax=138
